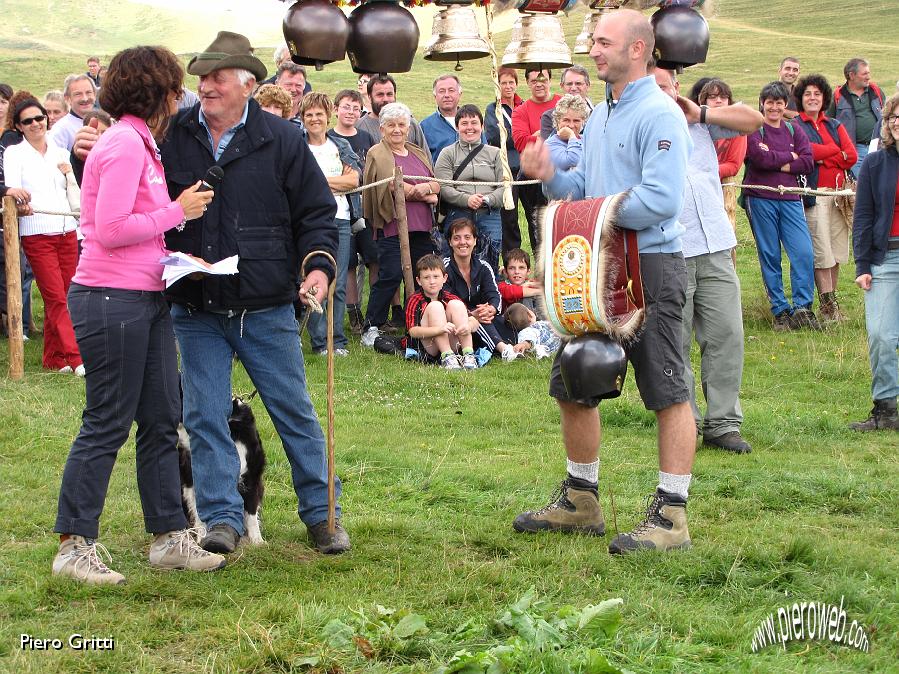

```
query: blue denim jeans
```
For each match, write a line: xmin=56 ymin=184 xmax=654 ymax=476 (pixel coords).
xmin=864 ymin=249 xmax=899 ymax=401
xmin=851 ymin=142 xmax=869 ymax=179
xmin=746 ymin=197 xmax=815 ymax=316
xmin=446 ymin=207 xmax=502 ymax=273
xmin=171 ymin=302 xmax=340 ymax=534
xmin=307 ymin=217 xmax=350 ymax=351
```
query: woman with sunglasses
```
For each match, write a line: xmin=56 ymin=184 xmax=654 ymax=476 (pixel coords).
xmin=3 ymin=95 xmax=83 ymax=373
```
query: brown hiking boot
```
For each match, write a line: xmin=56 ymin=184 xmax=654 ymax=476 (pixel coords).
xmin=52 ymin=536 xmax=126 ymax=585
xmin=818 ymin=292 xmax=846 ymax=323
xmin=849 ymin=399 xmax=899 ymax=431
xmin=608 ymin=489 xmax=691 ymax=554
xmin=513 ymin=479 xmax=605 ymax=536
xmin=772 ymin=310 xmax=798 ymax=331
xmin=793 ymin=307 xmax=824 ymax=331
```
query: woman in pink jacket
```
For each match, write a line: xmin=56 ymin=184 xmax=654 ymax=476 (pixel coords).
xmin=52 ymin=46 xmax=222 ymax=584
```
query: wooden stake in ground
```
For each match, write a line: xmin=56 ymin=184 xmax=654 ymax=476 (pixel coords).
xmin=2 ymin=196 xmax=24 ymax=380
xmin=392 ymin=166 xmax=415 ymax=302
xmin=301 ymin=251 xmax=338 ymax=534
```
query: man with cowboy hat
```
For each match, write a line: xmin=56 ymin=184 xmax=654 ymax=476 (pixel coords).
xmin=170 ymin=32 xmax=348 ymax=555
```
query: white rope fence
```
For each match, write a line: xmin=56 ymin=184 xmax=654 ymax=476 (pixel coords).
xmin=0 ymin=179 xmax=855 ymax=218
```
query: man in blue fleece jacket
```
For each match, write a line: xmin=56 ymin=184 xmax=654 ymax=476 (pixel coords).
xmin=516 ymin=8 xmax=696 ymax=554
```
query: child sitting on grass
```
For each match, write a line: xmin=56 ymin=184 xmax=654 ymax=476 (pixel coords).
xmin=405 ymin=254 xmax=480 ymax=370
xmin=504 ymin=302 xmax=561 ymax=359
xmin=499 ymin=248 xmax=545 ymax=320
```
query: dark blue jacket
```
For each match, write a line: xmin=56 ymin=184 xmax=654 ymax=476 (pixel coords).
xmin=484 ymin=100 xmax=520 ymax=173
xmin=853 ymin=145 xmax=898 ymax=276
xmin=829 ymin=83 xmax=884 ymax=145
xmin=161 ymin=99 xmax=337 ymax=311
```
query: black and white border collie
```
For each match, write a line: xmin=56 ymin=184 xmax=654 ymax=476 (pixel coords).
xmin=177 ymin=397 xmax=266 ymax=545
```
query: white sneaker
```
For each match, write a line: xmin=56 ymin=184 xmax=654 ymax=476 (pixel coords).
xmin=501 ymin=346 xmax=519 ymax=362
xmin=149 ymin=529 xmax=227 ymax=572
xmin=74 ymin=364 xmax=86 ymax=377
xmin=441 ymin=353 xmax=462 ymax=370
xmin=534 ymin=345 xmax=551 ymax=360
xmin=58 ymin=366 xmax=74 ymax=374
xmin=361 ymin=326 xmax=379 ymax=347
xmin=52 ymin=535 xmax=126 ymax=585
xmin=317 ymin=348 xmax=349 ymax=357
xmin=461 ymin=352 xmax=478 ymax=370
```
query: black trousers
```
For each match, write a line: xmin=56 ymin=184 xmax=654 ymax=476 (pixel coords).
xmin=500 ymin=183 xmax=523 ymax=260
xmin=55 ymin=284 xmax=186 ymax=538
xmin=517 ymin=181 xmax=546 ymax=254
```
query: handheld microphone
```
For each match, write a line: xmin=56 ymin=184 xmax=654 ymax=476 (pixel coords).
xmin=198 ymin=166 xmax=224 ymax=193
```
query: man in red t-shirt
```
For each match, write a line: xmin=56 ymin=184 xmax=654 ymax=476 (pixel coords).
xmin=512 ymin=68 xmax=560 ymax=253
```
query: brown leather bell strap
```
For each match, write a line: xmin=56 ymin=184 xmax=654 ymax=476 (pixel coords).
xmin=623 ymin=229 xmax=644 ymax=310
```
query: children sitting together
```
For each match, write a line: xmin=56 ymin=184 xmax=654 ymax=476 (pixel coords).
xmin=401 ymin=218 xmax=561 ymax=370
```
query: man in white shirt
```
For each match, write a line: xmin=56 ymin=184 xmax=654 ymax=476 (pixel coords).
xmin=48 ymin=74 xmax=96 ymax=152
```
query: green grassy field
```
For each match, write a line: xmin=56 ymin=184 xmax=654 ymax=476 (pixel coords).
xmin=2 ymin=1 xmax=898 ymax=672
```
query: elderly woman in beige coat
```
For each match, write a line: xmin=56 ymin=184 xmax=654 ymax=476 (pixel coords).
xmin=435 ymin=104 xmax=505 ymax=273
xmin=360 ymin=102 xmax=439 ymax=343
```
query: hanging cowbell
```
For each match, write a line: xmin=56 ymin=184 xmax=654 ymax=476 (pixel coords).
xmin=346 ymin=0 xmax=420 ymax=75
xmin=573 ymin=10 xmax=601 ymax=55
xmin=424 ymin=5 xmax=490 ymax=71
xmin=282 ymin=0 xmax=350 ymax=71
xmin=651 ymin=4 xmax=710 ymax=71
xmin=501 ymin=13 xmax=573 ymax=70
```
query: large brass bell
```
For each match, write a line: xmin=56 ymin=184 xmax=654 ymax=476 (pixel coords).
xmin=283 ymin=0 xmax=350 ymax=71
xmin=573 ymin=10 xmax=600 ymax=55
xmin=502 ymin=13 xmax=573 ymax=70
xmin=424 ymin=5 xmax=490 ymax=71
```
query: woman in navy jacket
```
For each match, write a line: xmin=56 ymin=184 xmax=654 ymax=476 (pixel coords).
xmin=850 ymin=93 xmax=899 ymax=431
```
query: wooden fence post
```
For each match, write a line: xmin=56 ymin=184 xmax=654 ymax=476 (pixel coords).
xmin=392 ymin=167 xmax=415 ymax=302
xmin=2 ymin=196 xmax=24 ymax=380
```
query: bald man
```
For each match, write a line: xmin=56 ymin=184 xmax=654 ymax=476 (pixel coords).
xmin=518 ymin=9 xmax=696 ymax=554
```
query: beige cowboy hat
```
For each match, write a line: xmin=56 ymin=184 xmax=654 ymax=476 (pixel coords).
xmin=187 ymin=31 xmax=268 ymax=82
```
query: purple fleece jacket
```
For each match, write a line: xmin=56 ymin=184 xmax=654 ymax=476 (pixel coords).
xmin=743 ymin=121 xmax=814 ymax=201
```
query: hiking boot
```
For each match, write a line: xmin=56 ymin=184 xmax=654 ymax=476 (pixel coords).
xmin=441 ymin=353 xmax=462 ymax=370
xmin=793 ymin=307 xmax=824 ymax=331
xmin=460 ymin=353 xmax=478 ymax=370
xmin=703 ymin=431 xmax=751 ymax=454
xmin=199 ymin=523 xmax=240 ymax=554
xmin=772 ymin=310 xmax=797 ymax=331
xmin=818 ymin=292 xmax=846 ymax=323
xmin=52 ymin=536 xmax=126 ymax=585
xmin=347 ymin=304 xmax=364 ymax=335
xmin=150 ymin=530 xmax=227 ymax=572
xmin=608 ymin=489 xmax=691 ymax=554
xmin=513 ymin=479 xmax=605 ymax=535
xmin=849 ymin=399 xmax=899 ymax=431
xmin=307 ymin=520 xmax=351 ymax=554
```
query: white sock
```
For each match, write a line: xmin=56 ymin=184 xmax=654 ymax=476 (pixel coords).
xmin=567 ymin=459 xmax=599 ymax=485
xmin=658 ymin=471 xmax=691 ymax=500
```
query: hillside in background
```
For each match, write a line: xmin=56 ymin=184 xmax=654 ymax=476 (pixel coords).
xmin=0 ymin=0 xmax=896 ymax=119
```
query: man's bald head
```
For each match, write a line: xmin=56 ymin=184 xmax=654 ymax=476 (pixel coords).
xmin=615 ymin=8 xmax=655 ymax=58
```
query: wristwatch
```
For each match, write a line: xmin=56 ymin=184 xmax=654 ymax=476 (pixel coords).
xmin=699 ymin=105 xmax=708 ymax=124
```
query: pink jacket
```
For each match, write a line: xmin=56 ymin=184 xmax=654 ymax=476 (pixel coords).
xmin=73 ymin=115 xmax=185 ymax=291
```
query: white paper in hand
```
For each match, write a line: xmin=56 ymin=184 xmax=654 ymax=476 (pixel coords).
xmin=160 ymin=252 xmax=239 ymax=288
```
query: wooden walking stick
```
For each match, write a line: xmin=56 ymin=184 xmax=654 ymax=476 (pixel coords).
xmin=2 ymin=196 xmax=24 ymax=380
xmin=300 ymin=250 xmax=338 ymax=534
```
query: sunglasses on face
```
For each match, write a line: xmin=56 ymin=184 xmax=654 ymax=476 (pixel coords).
xmin=19 ymin=114 xmax=47 ymax=126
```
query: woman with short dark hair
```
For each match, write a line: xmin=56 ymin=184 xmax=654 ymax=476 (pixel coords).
xmin=743 ymin=81 xmax=818 ymax=330
xmin=52 ymin=46 xmax=223 ymax=584
xmin=435 ymin=104 xmax=504 ymax=272
xmin=794 ymin=73 xmax=858 ymax=322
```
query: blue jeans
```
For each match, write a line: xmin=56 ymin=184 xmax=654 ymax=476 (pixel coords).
xmin=746 ymin=197 xmax=815 ymax=316
xmin=171 ymin=303 xmax=340 ymax=533
xmin=864 ymin=249 xmax=899 ymax=401
xmin=307 ymin=217 xmax=350 ymax=351
xmin=446 ymin=207 xmax=502 ymax=273
xmin=852 ymin=142 xmax=869 ymax=179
